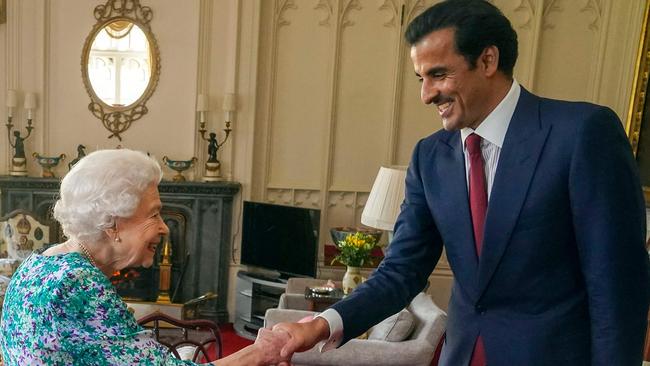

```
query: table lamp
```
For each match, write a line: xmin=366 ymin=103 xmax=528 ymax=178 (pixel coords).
xmin=361 ymin=166 xmax=407 ymax=242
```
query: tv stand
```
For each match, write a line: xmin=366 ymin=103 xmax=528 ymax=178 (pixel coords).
xmin=244 ymin=271 xmax=287 ymax=284
xmin=234 ymin=271 xmax=287 ymax=340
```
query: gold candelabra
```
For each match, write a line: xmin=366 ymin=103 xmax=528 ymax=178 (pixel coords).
xmin=156 ymin=236 xmax=173 ymax=303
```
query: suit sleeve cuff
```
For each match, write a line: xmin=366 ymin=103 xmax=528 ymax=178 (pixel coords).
xmin=315 ymin=308 xmax=343 ymax=352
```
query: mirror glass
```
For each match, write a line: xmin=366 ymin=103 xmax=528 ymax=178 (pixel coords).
xmin=87 ymin=20 xmax=152 ymax=107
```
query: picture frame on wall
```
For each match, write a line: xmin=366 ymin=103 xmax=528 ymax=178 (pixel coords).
xmin=0 ymin=0 xmax=5 ymax=25
xmin=627 ymin=0 xmax=650 ymax=203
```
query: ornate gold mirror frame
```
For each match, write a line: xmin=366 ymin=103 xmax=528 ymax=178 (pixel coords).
xmin=81 ymin=0 xmax=161 ymax=141
xmin=627 ymin=0 xmax=650 ymax=202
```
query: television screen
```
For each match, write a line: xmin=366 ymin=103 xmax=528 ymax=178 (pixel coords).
xmin=241 ymin=201 xmax=320 ymax=278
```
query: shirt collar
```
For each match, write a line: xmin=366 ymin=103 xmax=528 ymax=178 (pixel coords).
xmin=461 ymin=80 xmax=521 ymax=149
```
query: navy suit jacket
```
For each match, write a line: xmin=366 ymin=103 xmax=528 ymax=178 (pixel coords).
xmin=331 ymin=88 xmax=650 ymax=366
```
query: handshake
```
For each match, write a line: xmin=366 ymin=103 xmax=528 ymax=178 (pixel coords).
xmin=249 ymin=316 xmax=331 ymax=366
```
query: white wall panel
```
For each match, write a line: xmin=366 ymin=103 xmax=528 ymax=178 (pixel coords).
xmin=535 ymin=1 xmax=604 ymax=101
xmin=331 ymin=0 xmax=398 ymax=190
xmin=395 ymin=44 xmax=441 ymax=165
xmin=267 ymin=2 xmax=331 ymax=189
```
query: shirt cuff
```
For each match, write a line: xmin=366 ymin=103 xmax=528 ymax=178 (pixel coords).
xmin=315 ymin=308 xmax=344 ymax=352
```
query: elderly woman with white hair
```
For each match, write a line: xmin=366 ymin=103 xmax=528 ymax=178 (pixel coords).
xmin=0 ymin=149 xmax=289 ymax=366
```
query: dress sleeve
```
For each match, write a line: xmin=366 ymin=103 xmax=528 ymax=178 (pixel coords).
xmin=64 ymin=330 xmax=197 ymax=366
xmin=50 ymin=266 xmax=197 ymax=366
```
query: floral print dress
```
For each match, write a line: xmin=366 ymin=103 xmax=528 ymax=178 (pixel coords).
xmin=0 ymin=252 xmax=197 ymax=365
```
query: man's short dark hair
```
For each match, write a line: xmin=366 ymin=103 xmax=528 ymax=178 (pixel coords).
xmin=405 ymin=0 xmax=518 ymax=78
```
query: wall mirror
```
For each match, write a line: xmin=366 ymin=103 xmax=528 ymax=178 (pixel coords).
xmin=81 ymin=0 xmax=160 ymax=141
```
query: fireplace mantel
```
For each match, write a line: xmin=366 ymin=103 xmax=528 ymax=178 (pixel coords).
xmin=0 ymin=176 xmax=240 ymax=323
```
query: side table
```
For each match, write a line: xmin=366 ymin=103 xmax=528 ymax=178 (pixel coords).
xmin=304 ymin=287 xmax=344 ymax=312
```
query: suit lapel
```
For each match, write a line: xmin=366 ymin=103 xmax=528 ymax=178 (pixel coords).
xmin=434 ymin=131 xmax=480 ymax=300
xmin=477 ymin=88 xmax=551 ymax=296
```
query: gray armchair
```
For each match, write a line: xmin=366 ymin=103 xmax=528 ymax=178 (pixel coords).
xmin=265 ymin=292 xmax=446 ymax=366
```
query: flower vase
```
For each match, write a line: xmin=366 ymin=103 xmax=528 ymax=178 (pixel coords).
xmin=342 ymin=266 xmax=364 ymax=295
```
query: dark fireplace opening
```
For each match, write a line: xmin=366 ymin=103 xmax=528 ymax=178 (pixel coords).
xmin=110 ymin=210 xmax=188 ymax=302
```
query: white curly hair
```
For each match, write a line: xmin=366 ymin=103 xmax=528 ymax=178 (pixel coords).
xmin=53 ymin=149 xmax=163 ymax=243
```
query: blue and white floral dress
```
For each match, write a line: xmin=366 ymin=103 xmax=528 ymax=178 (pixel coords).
xmin=0 ymin=251 xmax=196 ymax=365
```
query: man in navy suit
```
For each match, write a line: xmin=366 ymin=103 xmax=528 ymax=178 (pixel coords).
xmin=270 ymin=1 xmax=650 ymax=365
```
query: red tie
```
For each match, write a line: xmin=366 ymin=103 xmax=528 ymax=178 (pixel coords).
xmin=467 ymin=133 xmax=487 ymax=256
xmin=466 ymin=133 xmax=487 ymax=366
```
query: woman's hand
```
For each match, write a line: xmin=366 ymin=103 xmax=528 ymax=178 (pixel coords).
xmin=211 ymin=328 xmax=292 ymax=366
xmin=271 ymin=317 xmax=330 ymax=360
xmin=253 ymin=327 xmax=293 ymax=365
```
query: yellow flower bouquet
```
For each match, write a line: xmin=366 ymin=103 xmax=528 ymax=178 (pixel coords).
xmin=332 ymin=232 xmax=382 ymax=267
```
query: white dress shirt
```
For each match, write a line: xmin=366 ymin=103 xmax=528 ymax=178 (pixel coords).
xmin=316 ymin=80 xmax=522 ymax=352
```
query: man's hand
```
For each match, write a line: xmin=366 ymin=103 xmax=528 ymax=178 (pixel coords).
xmin=253 ymin=327 xmax=292 ymax=365
xmin=271 ymin=317 xmax=331 ymax=359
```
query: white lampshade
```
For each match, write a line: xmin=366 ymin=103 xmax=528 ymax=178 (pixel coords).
xmin=196 ymin=94 xmax=209 ymax=112
xmin=222 ymin=93 xmax=236 ymax=112
xmin=24 ymin=92 xmax=37 ymax=110
xmin=361 ymin=166 xmax=407 ymax=231
xmin=6 ymin=89 xmax=17 ymax=108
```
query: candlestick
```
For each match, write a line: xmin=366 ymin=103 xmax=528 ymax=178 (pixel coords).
xmin=197 ymin=94 xmax=208 ymax=124
xmin=6 ymin=90 xmax=36 ymax=177
xmin=24 ymin=92 xmax=36 ymax=110
xmin=198 ymin=93 xmax=236 ymax=182
xmin=6 ymin=90 xmax=17 ymax=108
xmin=6 ymin=90 xmax=17 ymax=118
xmin=222 ymin=93 xmax=236 ymax=124
xmin=156 ymin=236 xmax=173 ymax=303
xmin=196 ymin=94 xmax=208 ymax=112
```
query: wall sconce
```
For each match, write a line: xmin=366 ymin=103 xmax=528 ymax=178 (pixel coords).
xmin=197 ymin=93 xmax=235 ymax=181
xmin=5 ymin=90 xmax=36 ymax=176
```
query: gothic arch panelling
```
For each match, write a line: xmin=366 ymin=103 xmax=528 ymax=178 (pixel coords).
xmin=496 ymin=0 xmax=543 ymax=97
xmin=378 ymin=0 xmax=400 ymax=28
xmin=534 ymin=0 xmax=606 ymax=101
xmin=511 ymin=0 xmax=537 ymax=29
xmin=326 ymin=190 xmax=368 ymax=231
xmin=386 ymin=0 xmax=430 ymax=165
xmin=542 ymin=0 xmax=563 ymax=30
xmin=265 ymin=1 xmax=331 ymax=189
xmin=331 ymin=0 xmax=404 ymax=190
xmin=393 ymin=0 xmax=442 ymax=165
xmin=581 ymin=0 xmax=604 ymax=31
xmin=266 ymin=188 xmax=321 ymax=208
xmin=395 ymin=41 xmax=441 ymax=165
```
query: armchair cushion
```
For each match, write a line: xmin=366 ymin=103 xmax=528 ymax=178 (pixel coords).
xmin=367 ymin=308 xmax=415 ymax=342
xmin=278 ymin=293 xmax=312 ymax=311
xmin=264 ymin=292 xmax=446 ymax=366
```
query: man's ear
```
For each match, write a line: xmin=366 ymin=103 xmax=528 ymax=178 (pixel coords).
xmin=480 ymin=45 xmax=500 ymax=77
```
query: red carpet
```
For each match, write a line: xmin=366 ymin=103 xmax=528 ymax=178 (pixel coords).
xmin=219 ymin=323 xmax=254 ymax=357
